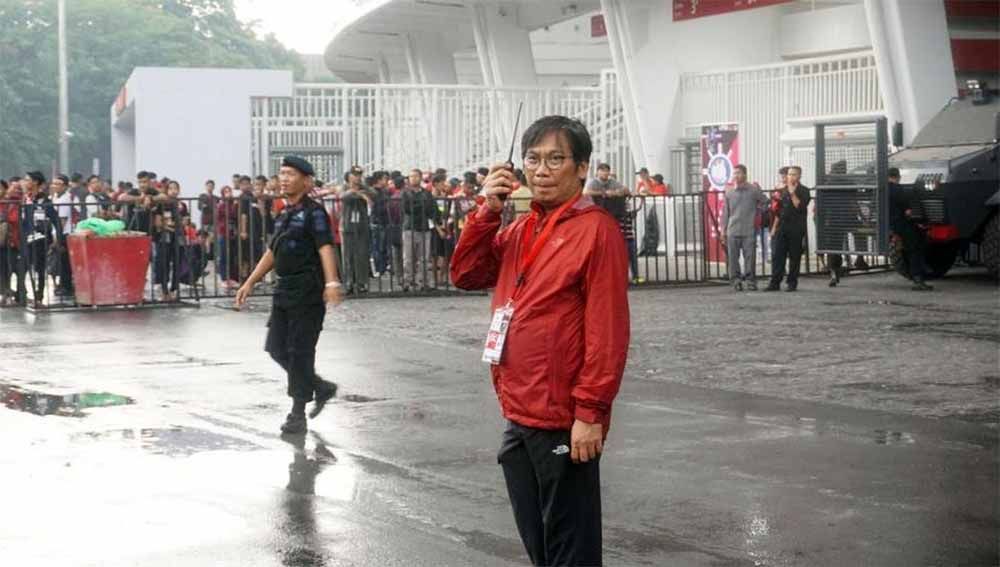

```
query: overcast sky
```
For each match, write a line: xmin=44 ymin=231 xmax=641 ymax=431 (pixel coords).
xmin=234 ymin=0 xmax=352 ymax=54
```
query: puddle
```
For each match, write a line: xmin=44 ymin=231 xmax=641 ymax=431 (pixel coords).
xmin=1 ymin=382 xmax=134 ymax=417
xmin=75 ymin=426 xmax=260 ymax=456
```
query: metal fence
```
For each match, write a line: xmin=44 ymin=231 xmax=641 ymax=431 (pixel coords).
xmin=0 ymin=190 xmax=899 ymax=311
xmin=680 ymin=52 xmax=885 ymax=196
xmin=250 ymin=71 xmax=633 ymax=184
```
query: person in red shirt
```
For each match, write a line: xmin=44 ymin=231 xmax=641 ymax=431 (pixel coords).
xmin=451 ymin=115 xmax=630 ymax=567
xmin=0 ymin=177 xmax=21 ymax=305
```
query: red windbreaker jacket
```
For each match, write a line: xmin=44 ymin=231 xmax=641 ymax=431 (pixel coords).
xmin=450 ymin=195 xmax=630 ymax=432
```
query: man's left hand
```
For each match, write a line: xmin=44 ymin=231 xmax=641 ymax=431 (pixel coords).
xmin=570 ymin=419 xmax=603 ymax=464
xmin=323 ymin=285 xmax=343 ymax=307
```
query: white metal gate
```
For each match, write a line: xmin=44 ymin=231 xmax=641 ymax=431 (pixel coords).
xmin=251 ymin=71 xmax=632 ymax=181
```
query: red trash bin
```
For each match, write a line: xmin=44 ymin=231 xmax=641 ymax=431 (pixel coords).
xmin=68 ymin=232 xmax=151 ymax=306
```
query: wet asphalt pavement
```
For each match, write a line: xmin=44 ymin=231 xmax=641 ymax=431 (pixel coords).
xmin=1 ymin=269 xmax=997 ymax=566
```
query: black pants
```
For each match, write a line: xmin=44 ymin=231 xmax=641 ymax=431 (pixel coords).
xmin=157 ymin=241 xmax=180 ymax=294
xmin=499 ymin=421 xmax=602 ymax=567
xmin=23 ymin=239 xmax=48 ymax=300
xmin=769 ymin=230 xmax=804 ymax=289
xmin=265 ymin=303 xmax=326 ymax=402
xmin=58 ymin=245 xmax=73 ymax=293
xmin=898 ymin=224 xmax=928 ymax=281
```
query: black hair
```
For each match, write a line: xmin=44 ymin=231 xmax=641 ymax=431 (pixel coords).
xmin=888 ymin=167 xmax=901 ymax=178
xmin=9 ymin=176 xmax=21 ymax=183
xmin=463 ymin=171 xmax=477 ymax=185
xmin=87 ymin=174 xmax=101 ymax=184
xmin=410 ymin=168 xmax=423 ymax=177
xmin=520 ymin=115 xmax=592 ymax=164
xmin=477 ymin=167 xmax=489 ymax=176
xmin=434 ymin=168 xmax=447 ymax=176
xmin=597 ymin=163 xmax=611 ymax=171
xmin=239 ymin=175 xmax=252 ymax=184
xmin=0 ymin=180 xmax=7 ymax=191
xmin=390 ymin=170 xmax=402 ymax=178
xmin=431 ymin=173 xmax=448 ymax=185
xmin=255 ymin=175 xmax=268 ymax=183
xmin=56 ymin=174 xmax=69 ymax=184
xmin=735 ymin=164 xmax=747 ymax=175
xmin=205 ymin=179 xmax=215 ymax=186
xmin=71 ymin=173 xmax=83 ymax=183
xmin=778 ymin=166 xmax=790 ymax=175
xmin=147 ymin=172 xmax=157 ymax=179
xmin=137 ymin=171 xmax=149 ymax=180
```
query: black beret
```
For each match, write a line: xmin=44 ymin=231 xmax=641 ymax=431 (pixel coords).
xmin=282 ymin=156 xmax=315 ymax=177
xmin=25 ymin=171 xmax=46 ymax=184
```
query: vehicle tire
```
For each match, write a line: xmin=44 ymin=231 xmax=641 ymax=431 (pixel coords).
xmin=982 ymin=213 xmax=1000 ymax=279
xmin=925 ymin=242 xmax=959 ymax=279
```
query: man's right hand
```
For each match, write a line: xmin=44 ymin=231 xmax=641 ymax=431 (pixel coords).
xmin=482 ymin=162 xmax=517 ymax=213
xmin=234 ymin=283 xmax=253 ymax=309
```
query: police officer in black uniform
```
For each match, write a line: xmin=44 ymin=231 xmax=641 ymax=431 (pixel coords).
xmin=236 ymin=156 xmax=344 ymax=434
xmin=888 ymin=167 xmax=933 ymax=291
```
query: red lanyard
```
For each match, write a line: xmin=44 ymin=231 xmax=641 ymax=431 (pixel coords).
xmin=511 ymin=193 xmax=580 ymax=301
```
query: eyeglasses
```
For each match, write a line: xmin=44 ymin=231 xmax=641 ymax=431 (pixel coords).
xmin=524 ymin=154 xmax=569 ymax=171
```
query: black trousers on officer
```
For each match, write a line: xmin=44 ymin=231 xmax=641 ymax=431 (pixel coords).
xmin=898 ymin=223 xmax=929 ymax=281
xmin=499 ymin=420 xmax=602 ymax=567
xmin=21 ymin=239 xmax=48 ymax=301
xmin=769 ymin=230 xmax=805 ymax=289
xmin=265 ymin=303 xmax=326 ymax=401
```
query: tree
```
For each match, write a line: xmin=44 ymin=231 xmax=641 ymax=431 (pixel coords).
xmin=0 ymin=0 xmax=303 ymax=178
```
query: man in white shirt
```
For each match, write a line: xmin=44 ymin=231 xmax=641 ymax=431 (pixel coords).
xmin=50 ymin=174 xmax=76 ymax=296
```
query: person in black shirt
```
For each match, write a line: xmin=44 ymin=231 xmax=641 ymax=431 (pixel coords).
xmin=765 ymin=166 xmax=811 ymax=292
xmin=369 ymin=171 xmax=391 ymax=277
xmin=153 ymin=181 xmax=184 ymax=301
xmin=236 ymin=156 xmax=343 ymax=435
xmin=20 ymin=171 xmax=63 ymax=308
xmin=888 ymin=168 xmax=933 ymax=291
xmin=402 ymin=170 xmax=440 ymax=291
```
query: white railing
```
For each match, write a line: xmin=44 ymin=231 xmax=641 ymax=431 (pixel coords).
xmin=251 ymin=72 xmax=631 ymax=182
xmin=680 ymin=52 xmax=884 ymax=188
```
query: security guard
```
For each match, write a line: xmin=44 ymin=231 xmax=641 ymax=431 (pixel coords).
xmin=236 ymin=156 xmax=343 ymax=434
xmin=20 ymin=171 xmax=63 ymax=308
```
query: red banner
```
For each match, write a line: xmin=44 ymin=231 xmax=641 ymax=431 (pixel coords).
xmin=701 ymin=124 xmax=740 ymax=264
xmin=591 ymin=15 xmax=607 ymax=38
xmin=673 ymin=0 xmax=793 ymax=21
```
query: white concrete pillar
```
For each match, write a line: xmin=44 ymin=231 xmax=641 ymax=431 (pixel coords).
xmin=469 ymin=1 xmax=538 ymax=88
xmin=404 ymin=32 xmax=458 ymax=84
xmin=600 ymin=0 xmax=646 ymax=173
xmin=864 ymin=0 xmax=956 ymax=145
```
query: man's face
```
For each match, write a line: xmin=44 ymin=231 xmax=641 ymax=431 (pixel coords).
xmin=787 ymin=169 xmax=801 ymax=187
xmin=597 ymin=168 xmax=610 ymax=182
xmin=408 ymin=171 xmax=421 ymax=187
xmin=734 ymin=169 xmax=747 ymax=185
xmin=167 ymin=184 xmax=180 ymax=198
xmin=523 ymin=131 xmax=588 ymax=210
xmin=88 ymin=179 xmax=100 ymax=193
xmin=138 ymin=177 xmax=151 ymax=191
xmin=347 ymin=173 xmax=361 ymax=187
xmin=279 ymin=167 xmax=309 ymax=197
xmin=51 ymin=178 xmax=66 ymax=194
xmin=205 ymin=183 xmax=214 ymax=194
xmin=254 ymin=180 xmax=266 ymax=193
xmin=239 ymin=180 xmax=252 ymax=193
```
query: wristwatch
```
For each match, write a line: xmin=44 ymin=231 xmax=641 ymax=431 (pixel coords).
xmin=324 ymin=281 xmax=342 ymax=289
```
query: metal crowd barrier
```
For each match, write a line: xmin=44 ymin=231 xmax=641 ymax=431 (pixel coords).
xmin=0 ymin=190 xmax=900 ymax=311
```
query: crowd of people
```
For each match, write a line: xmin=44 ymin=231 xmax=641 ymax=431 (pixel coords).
xmin=0 ymin=162 xmax=670 ymax=305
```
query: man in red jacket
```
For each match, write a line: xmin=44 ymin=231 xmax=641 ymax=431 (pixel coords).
xmin=451 ymin=115 xmax=630 ymax=567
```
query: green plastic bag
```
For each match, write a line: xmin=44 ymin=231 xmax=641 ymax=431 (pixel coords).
xmin=75 ymin=218 xmax=126 ymax=236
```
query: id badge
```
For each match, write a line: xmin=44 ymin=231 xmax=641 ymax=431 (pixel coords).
xmin=482 ymin=301 xmax=514 ymax=365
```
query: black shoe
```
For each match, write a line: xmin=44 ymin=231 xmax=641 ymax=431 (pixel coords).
xmin=309 ymin=380 xmax=339 ymax=419
xmin=785 ymin=285 xmax=798 ymax=292
xmin=912 ymin=280 xmax=934 ymax=292
xmin=280 ymin=413 xmax=307 ymax=434
xmin=763 ymin=285 xmax=780 ymax=292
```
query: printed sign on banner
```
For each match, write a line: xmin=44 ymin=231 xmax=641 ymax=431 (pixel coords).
xmin=701 ymin=123 xmax=739 ymax=264
xmin=673 ymin=0 xmax=793 ymax=22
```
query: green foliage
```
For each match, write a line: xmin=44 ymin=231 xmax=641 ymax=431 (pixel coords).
xmin=0 ymin=0 xmax=303 ymax=178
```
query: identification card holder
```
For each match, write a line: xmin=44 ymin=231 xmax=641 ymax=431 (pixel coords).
xmin=482 ymin=301 xmax=514 ymax=365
